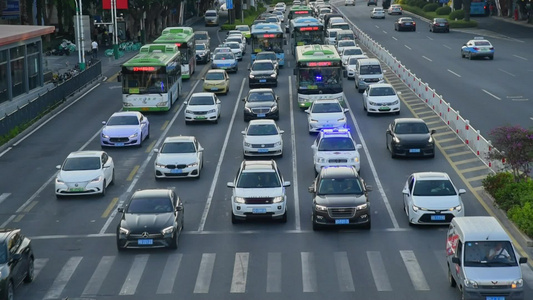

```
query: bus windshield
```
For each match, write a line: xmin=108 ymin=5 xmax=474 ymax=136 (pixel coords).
xmin=253 ymin=36 xmax=283 ymax=53
xmin=122 ymin=71 xmax=168 ymax=94
xmin=297 ymin=67 xmax=342 ymax=93
xmin=294 ymin=30 xmax=323 ymax=45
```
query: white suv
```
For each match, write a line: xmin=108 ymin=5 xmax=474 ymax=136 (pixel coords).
xmin=227 ymin=160 xmax=290 ymax=223
xmin=311 ymin=129 xmax=363 ymax=174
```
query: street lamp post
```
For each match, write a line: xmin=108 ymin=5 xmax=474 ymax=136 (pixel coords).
xmin=74 ymin=0 xmax=86 ymax=70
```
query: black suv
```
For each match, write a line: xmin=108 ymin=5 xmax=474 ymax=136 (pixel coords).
xmin=249 ymin=59 xmax=278 ymax=88
xmin=308 ymin=166 xmax=372 ymax=230
xmin=0 ymin=229 xmax=34 ymax=300
xmin=243 ymin=88 xmax=280 ymax=121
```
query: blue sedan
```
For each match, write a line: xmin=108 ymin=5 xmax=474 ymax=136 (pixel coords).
xmin=461 ymin=37 xmax=494 ymax=60
xmin=101 ymin=111 xmax=150 ymax=147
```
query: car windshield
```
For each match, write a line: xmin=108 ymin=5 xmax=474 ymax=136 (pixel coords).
xmin=394 ymin=122 xmax=429 ymax=134
xmin=189 ymin=96 xmax=214 ymax=105
xmin=359 ymin=65 xmax=381 ymax=75
xmin=317 ymin=177 xmax=363 ymax=195
xmin=195 ymin=33 xmax=208 ymax=40
xmin=161 ymin=142 xmax=196 ymax=153
xmin=369 ymin=87 xmax=396 ymax=96
xmin=328 ymin=31 xmax=338 ymax=38
xmin=227 ymin=38 xmax=241 ymax=44
xmin=127 ymin=197 xmax=173 ymax=214
xmin=215 ymin=53 xmax=234 ymax=60
xmin=338 ymin=41 xmax=356 ymax=47
xmin=248 ymin=92 xmax=275 ymax=102
xmin=206 ymin=12 xmax=217 ymax=17
xmin=0 ymin=242 xmax=8 ymax=264
xmin=252 ymin=62 xmax=274 ymax=71
xmin=236 ymin=171 xmax=281 ymax=188
xmin=107 ymin=115 xmax=139 ymax=126
xmin=206 ymin=72 xmax=225 ymax=80
xmin=266 ymin=17 xmax=279 ymax=23
xmin=225 ymin=43 xmax=240 ymax=49
xmin=401 ymin=18 xmax=413 ymax=22
xmin=247 ymin=124 xmax=278 ymax=136
xmin=344 ymin=48 xmax=362 ymax=56
xmin=318 ymin=137 xmax=355 ymax=151
xmin=474 ymin=41 xmax=491 ymax=46
xmin=236 ymin=26 xmax=249 ymax=31
xmin=463 ymin=241 xmax=518 ymax=267
xmin=413 ymin=179 xmax=457 ymax=196
xmin=311 ymin=102 xmax=342 ymax=113
xmin=63 ymin=157 xmax=101 ymax=171
xmin=348 ymin=57 xmax=365 ymax=64
xmin=196 ymin=44 xmax=206 ymax=50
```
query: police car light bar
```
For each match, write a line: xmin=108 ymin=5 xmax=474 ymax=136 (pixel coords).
xmin=321 ymin=128 xmax=349 ymax=134
xmin=473 ymin=37 xmax=485 ymax=40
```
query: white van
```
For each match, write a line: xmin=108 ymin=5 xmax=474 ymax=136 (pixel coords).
xmin=446 ymin=216 xmax=528 ymax=300
xmin=325 ymin=28 xmax=343 ymax=45
xmin=336 ymin=29 xmax=356 ymax=44
xmin=354 ymin=58 xmax=385 ymax=92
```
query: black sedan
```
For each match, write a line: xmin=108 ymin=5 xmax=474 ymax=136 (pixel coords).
xmin=394 ymin=17 xmax=416 ymax=31
xmin=243 ymin=88 xmax=280 ymax=121
xmin=248 ymin=60 xmax=278 ymax=88
xmin=429 ymin=18 xmax=449 ymax=33
xmin=386 ymin=118 xmax=435 ymax=158
xmin=116 ymin=189 xmax=184 ymax=251
xmin=0 ymin=229 xmax=34 ymax=300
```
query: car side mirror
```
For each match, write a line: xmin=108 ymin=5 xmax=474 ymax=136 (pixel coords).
xmin=308 ymin=186 xmax=315 ymax=193
xmin=304 ymin=109 xmax=310 ymax=114
xmin=227 ymin=182 xmax=235 ymax=188
xmin=56 ymin=165 xmax=61 ymax=170
xmin=242 ymin=98 xmax=246 ymax=102
xmin=452 ymin=257 xmax=461 ymax=266
xmin=365 ymin=185 xmax=373 ymax=192
xmin=386 ymin=129 xmax=391 ymax=135
xmin=311 ymin=144 xmax=317 ymax=150
xmin=344 ymin=108 xmax=349 ymax=113
xmin=519 ymin=257 xmax=528 ymax=264
xmin=279 ymin=130 xmax=284 ymax=134
xmin=198 ymin=146 xmax=204 ymax=152
xmin=202 ymin=77 xmax=205 ymax=80
xmin=248 ymin=67 xmax=251 ymax=71
xmin=383 ymin=70 xmax=387 ymax=73
xmin=153 ymin=148 xmax=159 ymax=153
xmin=283 ymin=181 xmax=291 ymax=187
xmin=402 ymin=187 xmax=409 ymax=195
xmin=102 ymin=121 xmax=107 ymax=125
xmin=276 ymin=96 xmax=280 ymax=101
xmin=117 ymin=207 xmax=124 ymax=213
xmin=176 ymin=205 xmax=183 ymax=211
xmin=216 ymin=100 xmax=221 ymax=104
xmin=458 ymin=189 xmax=466 ymax=195
xmin=463 ymin=43 xmax=466 ymax=46
xmin=356 ymin=144 xmax=362 ymax=149
xmin=431 ymin=129 xmax=436 ymax=135
xmin=241 ymin=131 xmax=246 ymax=135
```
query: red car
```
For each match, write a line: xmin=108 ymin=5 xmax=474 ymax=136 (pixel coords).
xmin=394 ymin=17 xmax=416 ymax=32
xmin=429 ymin=18 xmax=450 ymax=33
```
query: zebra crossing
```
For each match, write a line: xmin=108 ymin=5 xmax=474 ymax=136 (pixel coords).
xmin=28 ymin=249 xmax=533 ymax=299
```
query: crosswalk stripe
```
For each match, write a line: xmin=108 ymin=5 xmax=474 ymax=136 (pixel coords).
xmin=400 ymin=250 xmax=430 ymax=291
xmin=33 ymin=258 xmax=48 ymax=280
xmin=156 ymin=253 xmax=183 ymax=294
xmin=334 ymin=251 xmax=355 ymax=292
xmin=367 ymin=251 xmax=392 ymax=291
xmin=194 ymin=253 xmax=216 ymax=293
xmin=119 ymin=254 xmax=149 ymax=295
xmin=266 ymin=252 xmax=282 ymax=293
xmin=521 ymin=264 xmax=533 ymax=289
xmin=230 ymin=252 xmax=249 ymax=293
xmin=301 ymin=252 xmax=317 ymax=293
xmin=82 ymin=256 xmax=115 ymax=297
xmin=43 ymin=256 xmax=83 ymax=299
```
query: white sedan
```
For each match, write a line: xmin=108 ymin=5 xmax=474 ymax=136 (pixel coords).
xmin=185 ymin=92 xmax=221 ymax=124
xmin=305 ymin=99 xmax=348 ymax=133
xmin=55 ymin=151 xmax=114 ymax=198
xmin=336 ymin=40 xmax=357 ymax=56
xmin=154 ymin=136 xmax=204 ymax=179
xmin=402 ymin=172 xmax=465 ymax=225
xmin=345 ymin=55 xmax=369 ymax=79
xmin=242 ymin=119 xmax=284 ymax=157
xmin=341 ymin=47 xmax=365 ymax=65
xmin=371 ymin=7 xmax=386 ymax=19
xmin=362 ymin=83 xmax=401 ymax=115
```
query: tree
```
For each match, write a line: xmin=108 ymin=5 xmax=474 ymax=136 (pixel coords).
xmin=463 ymin=0 xmax=471 ymax=21
xmin=487 ymin=125 xmax=533 ymax=182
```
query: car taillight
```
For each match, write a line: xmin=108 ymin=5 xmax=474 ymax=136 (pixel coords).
xmin=412 ymin=22 xmax=416 ymax=25
xmin=473 ymin=47 xmax=479 ymax=50
xmin=489 ymin=47 xmax=494 ymax=50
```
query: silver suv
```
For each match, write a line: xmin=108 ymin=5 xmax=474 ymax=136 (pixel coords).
xmin=204 ymin=10 xmax=219 ymax=26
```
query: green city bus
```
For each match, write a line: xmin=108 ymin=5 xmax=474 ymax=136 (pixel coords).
xmin=154 ymin=27 xmax=196 ymax=79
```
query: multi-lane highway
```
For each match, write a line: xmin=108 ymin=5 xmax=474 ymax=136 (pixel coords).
xmin=1 ymin=2 xmax=532 ymax=299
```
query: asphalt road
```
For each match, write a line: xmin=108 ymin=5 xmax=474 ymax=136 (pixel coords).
xmin=0 ymin=4 xmax=532 ymax=300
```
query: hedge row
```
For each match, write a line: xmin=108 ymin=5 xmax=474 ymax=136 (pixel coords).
xmin=221 ymin=5 xmax=267 ymax=30
xmin=397 ymin=2 xmax=477 ymax=28
xmin=482 ymin=173 xmax=533 ymax=237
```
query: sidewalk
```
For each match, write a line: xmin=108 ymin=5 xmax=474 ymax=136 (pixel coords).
xmin=491 ymin=15 xmax=533 ymax=28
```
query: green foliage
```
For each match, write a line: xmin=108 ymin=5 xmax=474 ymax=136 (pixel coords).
xmin=423 ymin=3 xmax=439 ymax=12
xmin=449 ymin=9 xmax=466 ymax=20
xmin=399 ymin=4 xmax=477 ymax=28
xmin=221 ymin=5 xmax=266 ymax=29
xmin=449 ymin=19 xmax=478 ymax=28
xmin=436 ymin=6 xmax=451 ymax=15
xmin=508 ymin=202 xmax=533 ymax=237
xmin=482 ymin=172 xmax=514 ymax=196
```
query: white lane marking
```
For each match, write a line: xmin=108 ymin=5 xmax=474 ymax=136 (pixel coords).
xmin=345 ymin=97 xmax=400 ymax=229
xmin=0 ymin=215 xmax=16 ymax=228
xmin=82 ymin=256 xmax=115 ymax=297
xmin=334 ymin=251 xmax=355 ymax=292
xmin=404 ymin=45 xmax=412 ymax=50
xmin=367 ymin=251 xmax=392 ymax=291
xmin=289 ymin=75 xmax=301 ymax=231
xmin=498 ymin=68 xmax=516 ymax=77
xmin=513 ymin=54 xmax=528 ymax=61
xmin=198 ymin=78 xmax=246 ymax=232
xmin=447 ymin=69 xmax=461 ymax=77
xmin=157 ymin=253 xmax=183 ymax=294
xmin=482 ymin=89 xmax=501 ymax=100
xmin=33 ymin=258 xmax=49 ymax=280
xmin=43 ymin=256 xmax=83 ymax=299
xmin=230 ymin=252 xmax=250 ymax=293
xmin=267 ymin=252 xmax=282 ymax=293
xmin=443 ymin=44 xmax=451 ymax=50
xmin=0 ymin=193 xmax=10 ymax=205
xmin=0 ymin=147 xmax=12 ymax=157
xmin=119 ymin=254 xmax=149 ymax=295
xmin=301 ymin=252 xmax=317 ymax=292
xmin=400 ymin=250 xmax=430 ymax=291
xmin=521 ymin=264 xmax=533 ymax=289
xmin=422 ymin=56 xmax=432 ymax=62
xmin=382 ymin=30 xmax=387 ymax=34
xmin=392 ymin=36 xmax=398 ymax=41
xmin=100 ymin=79 xmax=201 ymax=234
xmin=375 ymin=25 xmax=380 ymax=29
xmin=427 ymin=36 xmax=433 ymax=41
xmin=194 ymin=253 xmax=216 ymax=293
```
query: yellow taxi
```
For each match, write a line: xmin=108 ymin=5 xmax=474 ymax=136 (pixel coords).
xmin=203 ymin=69 xmax=230 ymax=95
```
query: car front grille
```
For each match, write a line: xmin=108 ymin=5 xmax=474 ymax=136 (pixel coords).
xmin=129 ymin=232 xmax=164 ymax=238
xmin=110 ymin=137 xmax=129 ymax=142
xmin=328 ymin=207 xmax=356 ymax=218
xmin=251 ymin=143 xmax=275 ymax=148
xmin=328 ymin=158 xmax=348 ymax=163
xmin=364 ymin=78 xmax=380 ymax=83
xmin=166 ymin=164 xmax=187 ymax=169
xmin=193 ymin=111 xmax=208 ymax=115
xmin=251 ymin=108 xmax=271 ymax=114
xmin=244 ymin=197 xmax=273 ymax=204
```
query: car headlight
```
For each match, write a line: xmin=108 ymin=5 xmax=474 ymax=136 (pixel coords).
xmin=208 ymin=109 xmax=216 ymax=113
xmin=249 ymin=74 xmax=255 ymax=79
xmin=392 ymin=100 xmax=399 ymax=105
xmin=449 ymin=205 xmax=462 ymax=212
xmin=412 ymin=205 xmax=421 ymax=212
xmin=274 ymin=141 xmax=282 ymax=146
xmin=119 ymin=227 xmax=129 ymax=235
xmin=512 ymin=279 xmax=524 ymax=288
xmin=155 ymin=162 xmax=166 ymax=168
xmin=393 ymin=136 xmax=400 ymax=143
xmin=316 ymin=157 xmax=326 ymax=163
xmin=56 ymin=177 xmax=64 ymax=184
xmin=244 ymin=107 xmax=252 ymax=113
xmin=464 ymin=279 xmax=478 ymax=288
xmin=101 ymin=132 xmax=109 ymax=139
xmin=244 ymin=142 xmax=251 ymax=147
xmin=315 ymin=204 xmax=328 ymax=212
xmin=428 ymin=136 xmax=433 ymax=143
xmin=350 ymin=157 xmax=359 ymax=163
xmin=129 ymin=132 xmax=138 ymax=138
xmin=270 ymin=73 xmax=277 ymax=78
xmin=91 ymin=175 xmax=103 ymax=182
xmin=187 ymin=162 xmax=198 ymax=168
xmin=356 ymin=203 xmax=368 ymax=210
xmin=338 ymin=117 xmax=345 ymax=122
xmin=234 ymin=196 xmax=245 ymax=204
xmin=378 ymin=77 xmax=384 ymax=82
xmin=185 ymin=110 xmax=192 ymax=114
xmin=272 ymin=196 xmax=284 ymax=203
xmin=271 ymin=105 xmax=278 ymax=112
xmin=369 ymin=101 xmax=378 ymax=106
xmin=161 ymin=226 xmax=175 ymax=235
xmin=310 ymin=119 xmax=318 ymax=123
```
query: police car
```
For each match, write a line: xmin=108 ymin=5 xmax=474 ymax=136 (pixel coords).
xmin=212 ymin=51 xmax=238 ymax=73
xmin=311 ymin=129 xmax=362 ymax=174
xmin=461 ymin=37 xmax=494 ymax=60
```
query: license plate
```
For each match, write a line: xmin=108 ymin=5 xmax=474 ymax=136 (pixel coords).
xmin=259 ymin=79 xmax=267 ymax=83
xmin=211 ymin=88 xmax=219 ymax=91
xmin=258 ymin=149 xmax=269 ymax=153
xmin=138 ymin=239 xmax=153 ymax=245
xmin=257 ymin=113 xmax=266 ymax=117
xmin=69 ymin=187 xmax=84 ymax=192
xmin=252 ymin=208 xmax=267 ymax=214
xmin=195 ymin=116 xmax=206 ymax=119
xmin=405 ymin=22 xmax=411 ymax=25
xmin=335 ymin=219 xmax=349 ymax=225
xmin=409 ymin=149 xmax=420 ymax=153
xmin=170 ymin=169 xmax=183 ymax=173
xmin=431 ymin=215 xmax=446 ymax=221
xmin=141 ymin=107 xmax=149 ymax=111
xmin=486 ymin=297 xmax=505 ymax=300
xmin=440 ymin=24 xmax=445 ymax=26
xmin=115 ymin=142 xmax=125 ymax=146
xmin=378 ymin=106 xmax=390 ymax=111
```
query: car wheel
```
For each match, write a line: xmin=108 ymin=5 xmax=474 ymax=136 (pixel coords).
xmin=100 ymin=180 xmax=106 ymax=197
xmin=231 ymin=212 xmax=240 ymax=224
xmin=169 ymin=233 xmax=178 ymax=249
xmin=448 ymin=267 xmax=457 ymax=287
xmin=24 ymin=257 xmax=35 ymax=283
xmin=363 ymin=219 xmax=371 ymax=230
xmin=110 ymin=170 xmax=115 ymax=186
xmin=489 ymin=55 xmax=494 ymax=60
xmin=312 ymin=219 xmax=321 ymax=231
xmin=468 ymin=53 xmax=472 ymax=60
xmin=279 ymin=211 xmax=287 ymax=223
xmin=137 ymin=134 xmax=143 ymax=147
xmin=117 ymin=241 xmax=125 ymax=252
xmin=6 ymin=281 xmax=13 ymax=300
